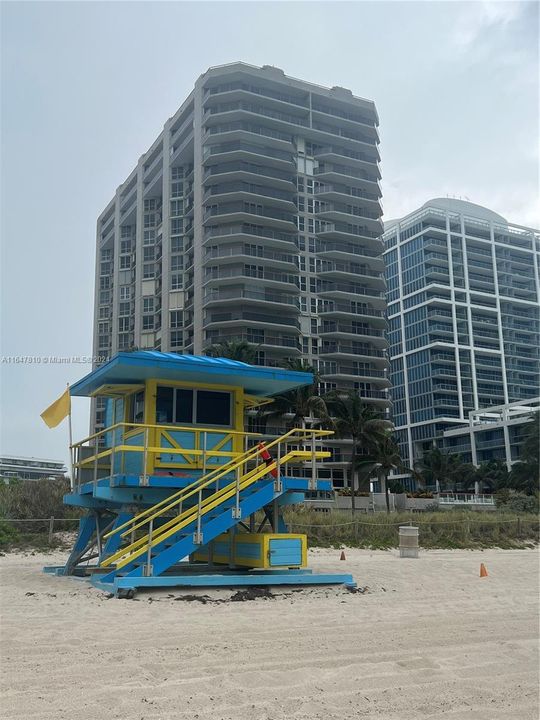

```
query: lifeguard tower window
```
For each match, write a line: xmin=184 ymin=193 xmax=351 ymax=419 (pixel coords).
xmin=156 ymin=386 xmax=232 ymax=427
xmin=129 ymin=391 xmax=145 ymax=423
xmin=197 ymin=390 xmax=230 ymax=425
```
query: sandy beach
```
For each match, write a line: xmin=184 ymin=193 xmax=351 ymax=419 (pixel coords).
xmin=1 ymin=546 xmax=538 ymax=720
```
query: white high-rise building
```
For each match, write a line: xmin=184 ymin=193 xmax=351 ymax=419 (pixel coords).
xmin=383 ymin=198 xmax=539 ymax=480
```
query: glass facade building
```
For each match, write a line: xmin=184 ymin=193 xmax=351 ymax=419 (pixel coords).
xmin=383 ymin=198 xmax=539 ymax=478
xmin=91 ymin=63 xmax=390 ymax=487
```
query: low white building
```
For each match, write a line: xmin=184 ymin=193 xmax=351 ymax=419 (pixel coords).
xmin=0 ymin=455 xmax=67 ymax=482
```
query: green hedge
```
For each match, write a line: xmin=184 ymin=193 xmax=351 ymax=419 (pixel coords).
xmin=0 ymin=478 xmax=81 ymax=533
xmin=284 ymin=508 xmax=540 ymax=549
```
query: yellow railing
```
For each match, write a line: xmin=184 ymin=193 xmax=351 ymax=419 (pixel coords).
xmin=99 ymin=427 xmax=333 ymax=573
xmin=71 ymin=421 xmax=261 ymax=487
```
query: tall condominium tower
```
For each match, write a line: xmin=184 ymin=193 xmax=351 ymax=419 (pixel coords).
xmin=92 ymin=62 xmax=389 ymax=484
xmin=383 ymin=198 xmax=540 ymax=476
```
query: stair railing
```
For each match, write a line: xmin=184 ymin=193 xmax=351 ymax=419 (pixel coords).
xmin=103 ymin=427 xmax=331 ymax=544
xmin=102 ymin=444 xmax=329 ymax=572
xmin=100 ymin=428 xmax=332 ymax=570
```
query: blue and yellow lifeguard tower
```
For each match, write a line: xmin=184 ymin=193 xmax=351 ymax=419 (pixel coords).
xmin=47 ymin=351 xmax=354 ymax=596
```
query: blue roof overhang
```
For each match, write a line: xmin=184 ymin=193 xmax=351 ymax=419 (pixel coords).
xmin=69 ymin=351 xmax=312 ymax=398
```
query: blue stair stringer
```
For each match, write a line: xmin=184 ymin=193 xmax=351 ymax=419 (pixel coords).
xmin=97 ymin=480 xmax=276 ymax=586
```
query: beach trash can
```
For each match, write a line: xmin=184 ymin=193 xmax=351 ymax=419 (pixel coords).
xmin=399 ymin=525 xmax=419 ymax=558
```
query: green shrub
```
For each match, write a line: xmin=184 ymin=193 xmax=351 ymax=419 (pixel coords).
xmin=0 ymin=478 xmax=80 ymax=532
xmin=0 ymin=519 xmax=20 ymax=546
xmin=496 ymin=490 xmax=539 ymax=514
xmin=284 ymin=507 xmax=539 ymax=549
xmin=336 ymin=488 xmax=369 ymax=497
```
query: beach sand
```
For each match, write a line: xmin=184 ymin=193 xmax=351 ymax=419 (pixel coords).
xmin=1 ymin=546 xmax=538 ymax=719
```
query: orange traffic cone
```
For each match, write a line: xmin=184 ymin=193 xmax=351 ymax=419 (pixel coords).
xmin=340 ymin=551 xmax=346 ymax=561
xmin=480 ymin=563 xmax=488 ymax=578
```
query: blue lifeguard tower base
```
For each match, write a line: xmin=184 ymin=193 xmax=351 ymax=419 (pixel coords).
xmin=44 ymin=352 xmax=354 ymax=597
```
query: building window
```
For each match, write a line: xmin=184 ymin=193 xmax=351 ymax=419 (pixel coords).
xmin=171 ymin=273 xmax=183 ymax=290
xmin=170 ymin=330 xmax=183 ymax=348
xmin=143 ymin=297 xmax=154 ymax=313
xmin=170 ymin=310 xmax=183 ymax=329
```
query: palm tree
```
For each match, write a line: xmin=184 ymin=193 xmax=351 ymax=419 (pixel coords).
xmin=470 ymin=460 xmax=509 ymax=494
xmin=263 ymin=359 xmax=330 ymax=430
xmin=413 ymin=447 xmax=463 ymax=493
xmin=325 ymin=390 xmax=391 ymax=513
xmin=509 ymin=413 xmax=539 ymax=495
xmin=205 ymin=339 xmax=257 ymax=364
xmin=371 ymin=433 xmax=403 ymax=513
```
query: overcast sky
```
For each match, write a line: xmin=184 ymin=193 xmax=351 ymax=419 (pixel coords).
xmin=1 ymin=0 xmax=538 ymax=468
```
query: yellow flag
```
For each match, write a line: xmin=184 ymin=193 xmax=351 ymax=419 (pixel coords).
xmin=41 ymin=388 xmax=71 ymax=428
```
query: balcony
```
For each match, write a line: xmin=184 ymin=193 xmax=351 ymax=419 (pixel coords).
xmin=317 ymin=221 xmax=381 ymax=243
xmin=310 ymin=130 xmax=380 ymax=165
xmin=427 ymin=308 xmax=453 ymax=319
xmin=316 ymin=199 xmax=381 ymax=223
xmin=315 ymin=240 xmax=384 ymax=265
xmin=474 ymin=355 xmax=502 ymax=368
xmin=204 ymin=245 xmax=297 ymax=269
xmin=204 ymin=203 xmax=297 ymax=231
xmin=203 ymin=121 xmax=295 ymax=150
xmin=204 ymin=100 xmax=310 ymax=130
xmin=424 ymin=251 xmax=448 ymax=265
xmin=204 ymin=267 xmax=298 ymax=291
xmin=317 ymin=281 xmax=386 ymax=303
xmin=203 ymin=162 xmax=296 ymax=190
xmin=466 ymin=244 xmax=492 ymax=259
xmin=319 ymin=323 xmax=388 ymax=344
xmin=204 ymin=83 xmax=310 ymax=111
xmin=423 ymin=237 xmax=447 ymax=250
xmin=203 ymin=288 xmax=299 ymax=311
xmin=433 ymin=383 xmax=459 ymax=393
xmin=433 ymin=398 xmax=459 ymax=407
xmin=320 ymin=342 xmax=388 ymax=361
xmin=204 ymin=311 xmax=300 ymax=331
xmin=204 ymin=333 xmax=301 ymax=353
xmin=431 ymin=367 xmax=458 ymax=377
xmin=203 ymin=182 xmax=296 ymax=211
xmin=429 ymin=323 xmax=453 ymax=334
xmin=204 ymin=223 xmax=298 ymax=249
xmin=314 ymin=164 xmax=381 ymax=192
xmin=317 ymin=260 xmax=385 ymax=284
xmin=318 ymin=301 xmax=386 ymax=322
xmin=314 ymin=183 xmax=380 ymax=205
xmin=203 ymin=142 xmax=294 ymax=168
xmin=319 ymin=363 xmax=389 ymax=384
xmin=311 ymin=103 xmax=378 ymax=137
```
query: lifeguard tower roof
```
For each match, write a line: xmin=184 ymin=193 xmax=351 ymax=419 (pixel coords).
xmin=70 ymin=351 xmax=313 ymax=398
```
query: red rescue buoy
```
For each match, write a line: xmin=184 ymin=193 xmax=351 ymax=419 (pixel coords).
xmin=258 ymin=442 xmax=278 ymax=479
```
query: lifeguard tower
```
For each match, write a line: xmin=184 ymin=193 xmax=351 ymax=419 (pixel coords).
xmin=46 ymin=351 xmax=354 ymax=596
